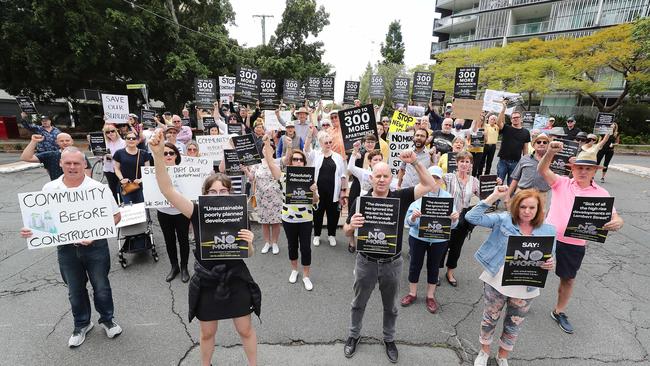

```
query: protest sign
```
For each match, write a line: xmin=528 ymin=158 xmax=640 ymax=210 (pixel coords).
xmin=141 ymin=109 xmax=156 ymax=129
xmin=431 ymin=90 xmax=446 ymax=105
xmin=18 ymin=186 xmax=117 ymax=249
xmin=564 ymin=196 xmax=614 ymax=243
xmin=235 ymin=66 xmax=260 ymax=105
xmin=522 ymin=111 xmax=536 ymax=130
xmin=198 ymin=195 xmax=249 ymax=260
xmin=387 ymin=132 xmax=413 ymax=176
xmin=320 ymin=77 xmax=335 ymax=100
xmin=228 ymin=124 xmax=244 ymax=135
xmin=502 ymin=235 xmax=554 ymax=287
xmin=218 ymin=76 xmax=235 ymax=104
xmin=355 ymin=196 xmax=400 ymax=255
xmin=285 ymin=166 xmax=315 ymax=205
xmin=549 ymin=140 xmax=579 ymax=176
xmin=451 ymin=99 xmax=483 ymax=120
xmin=454 ymin=67 xmax=479 ymax=99
xmin=232 ymin=134 xmax=262 ymax=166
xmin=179 ymin=155 xmax=212 ymax=168
xmin=101 ymin=93 xmax=129 ymax=124
xmin=88 ymin=132 xmax=107 ymax=156
xmin=298 ymin=84 xmax=306 ymax=102
xmin=196 ymin=135 xmax=231 ymax=162
xmin=482 ymin=89 xmax=520 ymax=115
xmin=533 ymin=115 xmax=549 ymax=130
xmin=181 ymin=117 xmax=191 ymax=127
xmin=369 ymin=75 xmax=385 ymax=99
xmin=305 ymin=77 xmax=321 ymax=101
xmin=594 ymin=112 xmax=615 ymax=135
xmin=202 ymin=116 xmax=216 ymax=129
xmin=469 ymin=129 xmax=485 ymax=151
xmin=223 ymin=149 xmax=243 ymax=176
xmin=338 ymin=104 xmax=378 ymax=152
xmin=407 ymin=105 xmax=425 ymax=117
xmin=259 ymin=79 xmax=280 ymax=110
xmin=412 ymin=72 xmax=434 ymax=103
xmin=16 ymin=96 xmax=38 ymax=114
xmin=392 ymin=77 xmax=410 ymax=104
xmin=141 ymin=165 xmax=213 ymax=208
xmin=343 ymin=81 xmax=360 ymax=105
xmin=388 ymin=111 xmax=416 ymax=133
xmin=116 ymin=203 xmax=147 ymax=228
xmin=263 ymin=110 xmax=290 ymax=132
xmin=283 ymin=79 xmax=301 ymax=105
xmin=195 ymin=78 xmax=217 ymax=108
xmin=447 ymin=152 xmax=457 ymax=173
xmin=479 ymin=175 xmax=498 ymax=200
xmin=418 ymin=196 xmax=454 ymax=240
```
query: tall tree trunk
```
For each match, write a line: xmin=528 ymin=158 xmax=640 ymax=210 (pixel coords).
xmin=165 ymin=0 xmax=179 ymax=25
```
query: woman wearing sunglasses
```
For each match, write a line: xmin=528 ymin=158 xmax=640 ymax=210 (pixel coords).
xmin=102 ymin=124 xmax=126 ymax=203
xmin=185 ymin=141 xmax=200 ymax=157
xmin=505 ymin=133 xmax=552 ymax=204
xmin=149 ymin=129 xmax=260 ymax=366
xmin=113 ymin=131 xmax=151 ymax=204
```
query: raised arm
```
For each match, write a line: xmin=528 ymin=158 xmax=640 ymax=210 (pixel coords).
xmin=20 ymin=135 xmax=42 ymax=163
xmin=400 ymin=150 xmax=435 ymax=199
xmin=263 ymin=136 xmax=281 ymax=180
xmin=496 ymin=101 xmax=506 ymax=130
xmin=465 ymin=185 xmax=508 ymax=228
xmin=538 ymin=140 xmax=562 ymax=187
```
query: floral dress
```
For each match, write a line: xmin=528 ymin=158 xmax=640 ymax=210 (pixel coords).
xmin=252 ymin=162 xmax=283 ymax=224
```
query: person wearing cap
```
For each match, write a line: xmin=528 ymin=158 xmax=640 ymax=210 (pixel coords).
xmin=20 ymin=112 xmax=60 ymax=153
xmin=430 ymin=118 xmax=455 ymax=155
xmin=573 ymin=131 xmax=588 ymax=149
xmin=401 ymin=166 xmax=459 ymax=314
xmin=544 ymin=117 xmax=555 ymax=130
xmin=538 ymin=142 xmax=624 ymax=334
xmin=276 ymin=120 xmax=304 ymax=158
xmin=506 ymin=133 xmax=552 ymax=204
xmin=20 ymin=132 xmax=92 ymax=180
xmin=326 ymin=110 xmax=346 ymax=159
xmin=444 ymin=103 xmax=453 ymax=118
xmin=171 ymin=115 xmax=193 ymax=145
xmin=581 ymin=133 xmax=610 ymax=156
xmin=563 ymin=117 xmax=582 ymax=141
xmin=164 ymin=125 xmax=186 ymax=155
xmin=496 ymin=102 xmax=531 ymax=186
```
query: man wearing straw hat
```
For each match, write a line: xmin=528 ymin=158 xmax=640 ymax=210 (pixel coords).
xmin=538 ymin=143 xmax=624 ymax=334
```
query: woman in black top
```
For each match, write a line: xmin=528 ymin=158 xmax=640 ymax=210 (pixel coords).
xmin=113 ymin=131 xmax=151 ymax=204
xmin=149 ymin=129 xmax=259 ymax=366
xmin=597 ymin=122 xmax=620 ymax=183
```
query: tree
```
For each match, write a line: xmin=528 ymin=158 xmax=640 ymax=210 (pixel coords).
xmin=380 ymin=21 xmax=405 ymax=65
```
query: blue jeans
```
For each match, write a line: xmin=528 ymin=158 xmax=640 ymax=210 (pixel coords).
xmin=57 ymin=239 xmax=114 ymax=330
xmin=497 ymin=159 xmax=520 ymax=186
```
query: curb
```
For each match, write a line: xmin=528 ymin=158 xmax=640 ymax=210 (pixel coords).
xmin=609 ymin=164 xmax=650 ymax=179
xmin=0 ymin=162 xmax=42 ymax=174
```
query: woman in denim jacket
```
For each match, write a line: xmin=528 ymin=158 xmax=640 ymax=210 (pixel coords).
xmin=466 ymin=187 xmax=556 ymax=366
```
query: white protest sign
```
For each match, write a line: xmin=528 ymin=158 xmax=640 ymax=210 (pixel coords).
xmin=142 ymin=165 xmax=214 ymax=208
xmin=263 ymin=110 xmax=291 ymax=132
xmin=18 ymin=185 xmax=117 ymax=249
xmin=116 ymin=203 xmax=147 ymax=228
xmin=533 ymin=115 xmax=549 ymax=130
xmin=388 ymin=132 xmax=414 ymax=177
xmin=219 ymin=76 xmax=235 ymax=104
xmin=101 ymin=93 xmax=130 ymax=124
xmin=482 ymin=89 xmax=520 ymax=115
xmin=407 ymin=105 xmax=425 ymax=117
xmin=196 ymin=135 xmax=232 ymax=162
xmin=180 ymin=155 xmax=212 ymax=168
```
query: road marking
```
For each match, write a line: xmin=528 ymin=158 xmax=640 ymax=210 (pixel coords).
xmin=610 ymin=164 xmax=650 ymax=179
xmin=133 ymin=323 xmax=159 ymax=327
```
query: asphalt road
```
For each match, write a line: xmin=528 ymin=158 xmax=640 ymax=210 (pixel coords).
xmin=0 ymin=160 xmax=649 ymax=365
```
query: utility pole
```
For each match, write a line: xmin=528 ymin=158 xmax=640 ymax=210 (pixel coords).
xmin=252 ymin=14 xmax=274 ymax=45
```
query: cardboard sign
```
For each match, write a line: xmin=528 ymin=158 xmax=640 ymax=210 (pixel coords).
xmin=16 ymin=96 xmax=38 ymax=114
xmin=594 ymin=112 xmax=615 ymax=135
xmin=392 ymin=77 xmax=410 ymax=104
xmin=259 ymin=79 xmax=280 ymax=110
xmin=451 ymin=99 xmax=483 ymax=120
xmin=285 ymin=166 xmax=315 ymax=205
xmin=369 ymin=75 xmax=385 ymax=99
xmin=196 ymin=135 xmax=231 ymax=162
xmin=431 ymin=90 xmax=446 ymax=106
xmin=320 ymin=77 xmax=335 ymax=100
xmin=388 ymin=111 xmax=416 ymax=133
xmin=202 ymin=116 xmax=216 ymax=129
xmin=228 ymin=124 xmax=243 ymax=135
xmin=283 ymin=79 xmax=301 ymax=105
xmin=19 ymin=186 xmax=117 ymax=249
xmin=89 ymin=132 xmax=107 ymax=156
xmin=483 ymin=89 xmax=520 ymax=115
xmin=223 ymin=149 xmax=243 ymax=176
xmin=447 ymin=152 xmax=457 ymax=173
xmin=338 ymin=104 xmax=378 ymax=152
xmin=549 ymin=139 xmax=579 ymax=176
xmin=418 ymin=196 xmax=454 ymax=240
xmin=305 ymin=77 xmax=321 ymax=101
xmin=454 ymin=67 xmax=479 ymax=99
xmin=564 ymin=196 xmax=614 ymax=243
xmin=522 ymin=111 xmax=536 ymax=130
xmin=195 ymin=78 xmax=217 ymax=108
xmin=218 ymin=76 xmax=236 ymax=104
xmin=412 ymin=72 xmax=434 ymax=103
xmin=533 ymin=115 xmax=549 ymax=130
xmin=235 ymin=66 xmax=260 ymax=105
xmin=407 ymin=105 xmax=425 ymax=118
xmin=355 ymin=196 xmax=400 ymax=255
xmin=101 ymin=93 xmax=129 ymax=124
xmin=502 ymin=235 xmax=554 ymax=288
xmin=116 ymin=203 xmax=147 ymax=228
xmin=231 ymin=134 xmax=262 ymax=166
xmin=479 ymin=175 xmax=498 ymax=200
xmin=263 ymin=110 xmax=290 ymax=132
xmin=387 ymin=132 xmax=413 ymax=176
xmin=198 ymin=195 xmax=249 ymax=260
xmin=141 ymin=109 xmax=156 ymax=129
xmin=343 ymin=81 xmax=360 ymax=105
xmin=141 ymin=165 xmax=214 ymax=208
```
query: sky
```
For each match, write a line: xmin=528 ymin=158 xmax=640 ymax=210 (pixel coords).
xmin=227 ymin=0 xmax=436 ymax=101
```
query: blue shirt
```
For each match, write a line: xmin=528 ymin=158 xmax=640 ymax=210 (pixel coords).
xmin=405 ymin=189 xmax=458 ymax=244
xmin=36 ymin=151 xmax=91 ymax=180
xmin=21 ymin=120 xmax=60 ymax=153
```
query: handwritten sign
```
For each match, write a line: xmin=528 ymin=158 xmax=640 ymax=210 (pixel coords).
xmin=101 ymin=93 xmax=129 ymax=124
xmin=141 ymin=165 xmax=214 ymax=208
xmin=196 ymin=135 xmax=231 ymax=162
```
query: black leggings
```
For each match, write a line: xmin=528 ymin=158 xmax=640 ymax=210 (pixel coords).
xmin=313 ymin=196 xmax=340 ymax=237
xmin=597 ymin=149 xmax=614 ymax=172
xmin=472 ymin=152 xmax=484 ymax=177
xmin=482 ymin=144 xmax=496 ymax=175
xmin=156 ymin=211 xmax=191 ymax=268
xmin=440 ymin=216 xmax=473 ymax=269
xmin=104 ymin=171 xmax=120 ymax=204
xmin=283 ymin=221 xmax=313 ymax=266
xmin=408 ymin=236 xmax=448 ymax=284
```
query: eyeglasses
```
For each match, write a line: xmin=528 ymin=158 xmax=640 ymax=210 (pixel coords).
xmin=292 ymin=157 xmax=305 ymax=162
xmin=104 ymin=130 xmax=116 ymax=134
xmin=587 ymin=139 xmax=596 ymax=142
xmin=511 ymin=116 xmax=522 ymax=119
xmin=125 ymin=136 xmax=138 ymax=141
xmin=163 ymin=151 xmax=176 ymax=156
xmin=207 ymin=189 xmax=230 ymax=195
xmin=322 ymin=141 xmax=333 ymax=145
xmin=187 ymin=148 xmax=198 ymax=151
xmin=535 ymin=140 xmax=549 ymax=145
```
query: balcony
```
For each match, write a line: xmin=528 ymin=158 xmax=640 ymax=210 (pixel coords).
xmin=431 ymin=41 xmax=450 ymax=54
xmin=434 ymin=14 xmax=478 ymax=32
xmin=449 ymin=34 xmax=476 ymax=43
xmin=509 ymin=20 xmax=550 ymax=36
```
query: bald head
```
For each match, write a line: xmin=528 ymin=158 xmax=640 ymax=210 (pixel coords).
xmin=56 ymin=133 xmax=73 ymax=149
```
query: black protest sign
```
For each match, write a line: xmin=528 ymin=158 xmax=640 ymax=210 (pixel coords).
xmin=259 ymin=79 xmax=280 ymax=110
xmin=412 ymin=72 xmax=434 ymax=103
xmin=223 ymin=149 xmax=243 ymax=176
xmin=181 ymin=117 xmax=191 ymax=127
xmin=392 ymin=77 xmax=410 ymax=104
xmin=369 ymin=75 xmax=385 ymax=99
xmin=454 ymin=67 xmax=479 ymax=99
xmin=283 ymin=79 xmax=301 ymax=105
xmin=549 ymin=140 xmax=579 ymax=176
xmin=235 ymin=66 xmax=260 ymax=105
xmin=594 ymin=112 xmax=615 ymax=135
xmin=338 ymin=104 xmax=378 ymax=153
xmin=227 ymin=124 xmax=243 ymax=135
xmin=16 ymin=96 xmax=38 ymax=114
xmin=285 ymin=166 xmax=315 ymax=205
xmin=470 ymin=129 xmax=485 ymax=149
xmin=202 ymin=116 xmax=216 ymax=129
xmin=356 ymin=196 xmax=400 ymax=255
xmin=343 ymin=81 xmax=360 ymax=105
xmin=88 ymin=132 xmax=107 ymax=156
xmin=522 ymin=111 xmax=536 ymax=130
xmin=198 ymin=195 xmax=249 ymax=260
xmin=447 ymin=152 xmax=457 ymax=173
xmin=564 ymin=196 xmax=614 ymax=243
xmin=305 ymin=77 xmax=321 ymax=101
xmin=298 ymin=84 xmax=306 ymax=102
xmin=479 ymin=175 xmax=498 ymax=200
xmin=320 ymin=77 xmax=335 ymax=100
xmin=231 ymin=134 xmax=262 ymax=166
xmin=141 ymin=109 xmax=156 ymax=129
xmin=502 ymin=235 xmax=554 ymax=288
xmin=431 ymin=90 xmax=446 ymax=105
xmin=194 ymin=78 xmax=217 ymax=108
xmin=418 ymin=196 xmax=454 ymax=240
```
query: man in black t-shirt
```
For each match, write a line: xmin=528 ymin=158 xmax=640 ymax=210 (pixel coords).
xmin=563 ymin=116 xmax=582 ymax=141
xmin=430 ymin=118 xmax=455 ymax=154
xmin=342 ymin=152 xmax=435 ymax=363
xmin=496 ymin=102 xmax=530 ymax=185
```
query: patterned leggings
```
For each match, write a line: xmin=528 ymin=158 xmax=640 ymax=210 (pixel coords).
xmin=479 ymin=283 xmax=533 ymax=351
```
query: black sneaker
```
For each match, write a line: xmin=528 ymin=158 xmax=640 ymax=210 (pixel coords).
xmin=343 ymin=336 xmax=360 ymax=358
xmin=384 ymin=341 xmax=398 ymax=363
xmin=551 ymin=311 xmax=574 ymax=334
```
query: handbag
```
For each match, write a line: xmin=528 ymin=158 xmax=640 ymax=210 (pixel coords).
xmin=121 ymin=150 xmax=141 ymax=196
xmin=249 ymin=178 xmax=257 ymax=208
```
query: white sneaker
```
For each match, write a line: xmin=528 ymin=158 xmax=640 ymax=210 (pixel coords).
xmin=328 ymin=236 xmax=337 ymax=247
xmin=100 ymin=321 xmax=123 ymax=338
xmin=272 ymin=243 xmax=280 ymax=255
xmin=313 ymin=236 xmax=320 ymax=247
xmin=261 ymin=243 xmax=271 ymax=254
xmin=496 ymin=357 xmax=509 ymax=366
xmin=68 ymin=322 xmax=94 ymax=348
xmin=289 ymin=270 xmax=299 ymax=283
xmin=302 ymin=277 xmax=313 ymax=291
xmin=474 ymin=350 xmax=490 ymax=366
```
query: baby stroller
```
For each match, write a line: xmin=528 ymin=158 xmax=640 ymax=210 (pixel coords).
xmin=116 ymin=202 xmax=159 ymax=268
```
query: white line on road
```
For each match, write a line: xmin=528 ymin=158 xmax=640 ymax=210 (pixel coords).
xmin=133 ymin=323 xmax=159 ymax=327
xmin=610 ymin=164 xmax=650 ymax=179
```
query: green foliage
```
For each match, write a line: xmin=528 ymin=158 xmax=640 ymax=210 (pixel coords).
xmin=380 ymin=21 xmax=405 ymax=65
